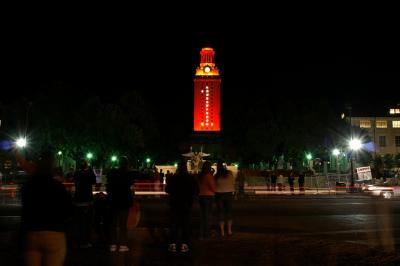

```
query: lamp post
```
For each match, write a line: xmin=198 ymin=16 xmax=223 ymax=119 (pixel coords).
xmin=332 ymin=149 xmax=340 ymax=175
xmin=57 ymin=151 xmax=63 ymax=167
xmin=306 ymin=153 xmax=312 ymax=170
xmin=111 ymin=155 xmax=118 ymax=167
xmin=349 ymin=138 xmax=362 ymax=192
xmin=86 ymin=152 xmax=93 ymax=166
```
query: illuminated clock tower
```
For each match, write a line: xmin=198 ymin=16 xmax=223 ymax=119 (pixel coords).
xmin=194 ymin=47 xmax=221 ymax=132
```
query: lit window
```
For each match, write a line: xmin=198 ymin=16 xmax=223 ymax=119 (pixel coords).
xmin=206 ymin=123 xmax=209 ymax=126
xmin=206 ymin=104 xmax=209 ymax=107
xmin=206 ymin=116 xmax=209 ymax=119
xmin=206 ymin=86 xmax=208 ymax=89
xmin=201 ymin=122 xmax=204 ymax=126
xmin=201 ymin=90 xmax=204 ymax=93
xmin=359 ymin=120 xmax=371 ymax=128
xmin=206 ymin=97 xmax=208 ymax=100
xmin=206 ymin=93 xmax=209 ymax=96
xmin=389 ymin=109 xmax=400 ymax=114
xmin=393 ymin=121 xmax=400 ymax=128
xmin=206 ymin=112 xmax=208 ymax=115
xmin=211 ymin=122 xmax=214 ymax=126
xmin=376 ymin=120 xmax=387 ymax=128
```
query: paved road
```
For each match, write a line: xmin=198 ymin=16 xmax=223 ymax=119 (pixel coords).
xmin=2 ymin=195 xmax=400 ymax=244
xmin=138 ymin=196 xmax=400 ymax=245
xmin=1 ymin=195 xmax=400 ymax=265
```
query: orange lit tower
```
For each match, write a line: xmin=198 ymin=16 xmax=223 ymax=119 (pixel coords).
xmin=194 ymin=47 xmax=221 ymax=132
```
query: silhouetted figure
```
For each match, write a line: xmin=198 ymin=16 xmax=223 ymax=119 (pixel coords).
xmin=159 ymin=169 xmax=165 ymax=190
xmin=288 ymin=172 xmax=295 ymax=195
xmin=165 ymin=170 xmax=173 ymax=185
xmin=271 ymin=173 xmax=277 ymax=191
xmin=198 ymin=161 xmax=216 ymax=239
xmin=215 ymin=159 xmax=235 ymax=237
xmin=236 ymin=171 xmax=245 ymax=197
xmin=73 ymin=160 xmax=96 ymax=248
xmin=106 ymin=156 xmax=135 ymax=252
xmin=165 ymin=161 xmax=199 ymax=253
xmin=298 ymin=172 xmax=305 ymax=195
xmin=65 ymin=167 xmax=75 ymax=182
xmin=19 ymin=147 xmax=73 ymax=266
xmin=277 ymin=174 xmax=284 ymax=191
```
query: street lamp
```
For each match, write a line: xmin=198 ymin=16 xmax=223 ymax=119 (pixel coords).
xmin=111 ymin=155 xmax=117 ymax=162
xmin=86 ymin=152 xmax=93 ymax=164
xmin=305 ymin=153 xmax=313 ymax=171
xmin=15 ymin=137 xmax=27 ymax=148
xmin=57 ymin=151 xmax=63 ymax=167
xmin=348 ymin=138 xmax=362 ymax=192
xmin=146 ymin=158 xmax=151 ymax=163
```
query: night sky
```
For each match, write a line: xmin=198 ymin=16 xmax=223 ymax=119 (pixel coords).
xmin=3 ymin=20 xmax=400 ymax=118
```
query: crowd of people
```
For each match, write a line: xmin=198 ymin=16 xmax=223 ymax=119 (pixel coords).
xmin=14 ymin=145 xmax=236 ymax=265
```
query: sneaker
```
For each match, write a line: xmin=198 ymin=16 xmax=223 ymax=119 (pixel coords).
xmin=118 ymin=245 xmax=130 ymax=252
xmin=181 ymin=243 xmax=189 ymax=253
xmin=168 ymin=243 xmax=177 ymax=252
xmin=109 ymin=244 xmax=117 ymax=252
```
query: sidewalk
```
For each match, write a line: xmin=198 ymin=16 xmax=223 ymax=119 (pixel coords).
xmin=1 ymin=227 xmax=399 ymax=266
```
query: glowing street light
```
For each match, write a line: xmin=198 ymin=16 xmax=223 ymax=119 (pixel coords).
xmin=86 ymin=152 xmax=93 ymax=160
xmin=332 ymin=149 xmax=340 ymax=156
xmin=146 ymin=158 xmax=151 ymax=163
xmin=111 ymin=155 xmax=117 ymax=162
xmin=349 ymin=138 xmax=362 ymax=151
xmin=174 ymin=163 xmax=178 ymax=168
xmin=16 ymin=137 xmax=27 ymax=148
xmin=306 ymin=153 xmax=312 ymax=160
xmin=57 ymin=151 xmax=63 ymax=156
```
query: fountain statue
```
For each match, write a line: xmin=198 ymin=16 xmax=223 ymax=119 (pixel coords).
xmin=182 ymin=146 xmax=210 ymax=173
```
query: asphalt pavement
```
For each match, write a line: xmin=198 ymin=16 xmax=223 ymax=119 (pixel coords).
xmin=1 ymin=194 xmax=400 ymax=265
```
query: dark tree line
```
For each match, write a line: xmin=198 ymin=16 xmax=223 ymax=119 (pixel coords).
xmin=222 ymin=96 xmax=351 ymax=169
xmin=1 ymin=82 xmax=385 ymax=172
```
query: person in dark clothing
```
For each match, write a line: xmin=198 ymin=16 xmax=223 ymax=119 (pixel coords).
xmin=106 ymin=156 xmax=135 ymax=252
xmin=288 ymin=172 xmax=295 ymax=195
xmin=271 ymin=173 xmax=277 ymax=191
xmin=298 ymin=171 xmax=305 ymax=195
xmin=165 ymin=161 xmax=199 ymax=253
xmin=19 ymin=147 xmax=73 ymax=266
xmin=159 ymin=169 xmax=165 ymax=191
xmin=73 ymin=160 xmax=97 ymax=248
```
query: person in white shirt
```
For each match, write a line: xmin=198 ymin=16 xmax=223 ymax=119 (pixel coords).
xmin=215 ymin=159 xmax=235 ymax=237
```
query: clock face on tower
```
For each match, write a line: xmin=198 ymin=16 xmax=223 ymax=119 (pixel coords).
xmin=204 ymin=66 xmax=211 ymax=73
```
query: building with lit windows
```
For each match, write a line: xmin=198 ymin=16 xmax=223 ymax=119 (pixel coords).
xmin=351 ymin=106 xmax=400 ymax=156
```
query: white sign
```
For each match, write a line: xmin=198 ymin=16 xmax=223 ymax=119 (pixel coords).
xmin=356 ymin=166 xmax=372 ymax=181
